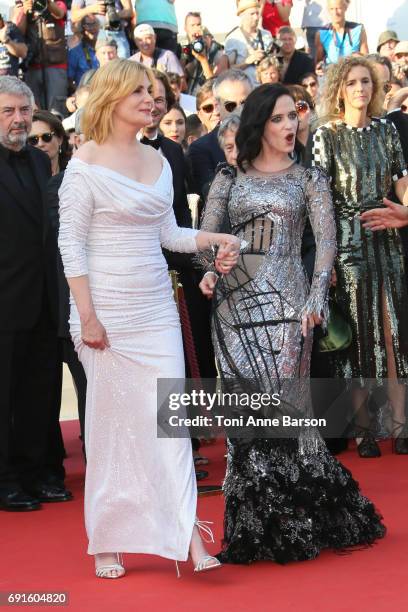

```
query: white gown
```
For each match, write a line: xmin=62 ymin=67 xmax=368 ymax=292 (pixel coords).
xmin=58 ymin=157 xmax=199 ymax=559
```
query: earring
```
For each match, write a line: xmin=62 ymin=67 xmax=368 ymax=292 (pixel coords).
xmin=59 ymin=146 xmax=62 ymax=153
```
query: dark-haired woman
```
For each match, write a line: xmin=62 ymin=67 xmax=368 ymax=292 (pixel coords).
xmin=199 ymin=83 xmax=385 ymax=565
xmin=29 ymin=110 xmax=71 ymax=175
xmin=30 ymin=111 xmax=87 ymax=464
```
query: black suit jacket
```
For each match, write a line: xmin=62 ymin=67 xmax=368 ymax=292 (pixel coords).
xmin=282 ymin=50 xmax=315 ymax=85
xmin=0 ymin=145 xmax=58 ymax=331
xmin=187 ymin=126 xmax=226 ymax=198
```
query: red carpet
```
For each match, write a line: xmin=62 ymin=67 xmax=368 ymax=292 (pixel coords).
xmin=2 ymin=421 xmax=408 ymax=612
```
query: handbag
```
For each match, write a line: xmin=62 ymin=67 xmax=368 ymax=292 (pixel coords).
xmin=318 ymin=297 xmax=352 ymax=353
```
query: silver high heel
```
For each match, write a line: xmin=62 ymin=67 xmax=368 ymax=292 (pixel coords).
xmin=95 ymin=553 xmax=125 ymax=579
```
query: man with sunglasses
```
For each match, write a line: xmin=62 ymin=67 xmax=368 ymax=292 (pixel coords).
xmin=188 ymin=69 xmax=252 ymax=199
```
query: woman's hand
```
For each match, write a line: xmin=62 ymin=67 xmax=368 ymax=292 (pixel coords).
xmin=301 ymin=313 xmax=322 ymax=338
xmin=215 ymin=241 xmax=239 ymax=274
xmin=360 ymin=197 xmax=408 ymax=231
xmin=196 ymin=232 xmax=241 ymax=274
xmin=81 ymin=313 xmax=110 ymax=350
xmin=199 ymin=272 xmax=218 ymax=299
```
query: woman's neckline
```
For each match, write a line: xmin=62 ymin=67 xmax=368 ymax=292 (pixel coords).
xmin=337 ymin=118 xmax=376 ymax=132
xmin=244 ymin=161 xmax=298 ymax=176
xmin=71 ymin=156 xmax=166 ymax=188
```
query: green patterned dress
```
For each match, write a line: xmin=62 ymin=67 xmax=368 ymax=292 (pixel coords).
xmin=312 ymin=118 xmax=408 ymax=379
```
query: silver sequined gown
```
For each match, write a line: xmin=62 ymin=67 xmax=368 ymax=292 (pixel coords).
xmin=58 ymin=157 xmax=198 ymax=559
xmin=200 ymin=163 xmax=385 ymax=564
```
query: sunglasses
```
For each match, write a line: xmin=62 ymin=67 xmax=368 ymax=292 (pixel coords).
xmin=303 ymin=81 xmax=317 ymax=88
xmin=295 ymin=100 xmax=310 ymax=114
xmin=28 ymin=132 xmax=55 ymax=146
xmin=222 ymin=99 xmax=246 ymax=113
xmin=200 ymin=102 xmax=216 ymax=114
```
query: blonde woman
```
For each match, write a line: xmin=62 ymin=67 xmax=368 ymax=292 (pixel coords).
xmin=58 ymin=59 xmax=240 ymax=579
xmin=312 ymin=56 xmax=408 ymax=457
xmin=256 ymin=55 xmax=281 ymax=84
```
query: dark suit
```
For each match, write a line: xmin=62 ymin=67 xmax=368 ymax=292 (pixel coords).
xmin=282 ymin=50 xmax=315 ymax=85
xmin=0 ymin=144 xmax=62 ymax=489
xmin=47 ymin=173 xmax=87 ymax=450
xmin=187 ymin=126 xmax=226 ymax=199
xmin=142 ymin=135 xmax=217 ymax=379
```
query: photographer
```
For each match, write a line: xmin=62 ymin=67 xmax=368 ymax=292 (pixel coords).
xmin=393 ymin=41 xmax=408 ymax=87
xmin=224 ymin=0 xmax=274 ymax=86
xmin=71 ymin=0 xmax=133 ymax=58
xmin=13 ymin=0 xmax=68 ymax=113
xmin=0 ymin=12 xmax=27 ymax=76
xmin=183 ymin=12 xmax=228 ymax=96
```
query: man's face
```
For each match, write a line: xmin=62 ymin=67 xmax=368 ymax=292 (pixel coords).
xmin=241 ymin=8 xmax=259 ymax=31
xmin=96 ymin=44 xmax=118 ymax=66
xmin=185 ymin=15 xmax=203 ymax=41
xmin=216 ymin=79 xmax=252 ymax=121
xmin=135 ymin=34 xmax=156 ymax=57
xmin=279 ymin=32 xmax=296 ymax=55
xmin=379 ymin=39 xmax=397 ymax=60
xmin=0 ymin=94 xmax=32 ymax=150
xmin=147 ymin=78 xmax=167 ymax=130
xmin=327 ymin=0 xmax=347 ymax=25
xmin=395 ymin=51 xmax=408 ymax=68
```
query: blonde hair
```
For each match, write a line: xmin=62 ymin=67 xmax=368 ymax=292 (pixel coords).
xmin=318 ymin=56 xmax=383 ymax=127
xmin=82 ymin=59 xmax=153 ymax=144
xmin=256 ymin=56 xmax=281 ymax=82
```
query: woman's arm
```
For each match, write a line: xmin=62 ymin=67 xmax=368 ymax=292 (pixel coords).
xmin=58 ymin=167 xmax=109 ymax=349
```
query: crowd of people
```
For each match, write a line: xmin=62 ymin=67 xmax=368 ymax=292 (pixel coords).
xmin=1 ymin=0 xmax=408 ymax=582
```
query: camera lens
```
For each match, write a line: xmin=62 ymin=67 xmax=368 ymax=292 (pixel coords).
xmin=192 ymin=39 xmax=204 ymax=54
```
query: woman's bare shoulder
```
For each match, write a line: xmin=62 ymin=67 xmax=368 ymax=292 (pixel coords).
xmin=73 ymin=140 xmax=98 ymax=162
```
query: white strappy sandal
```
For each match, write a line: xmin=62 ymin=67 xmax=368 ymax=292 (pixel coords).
xmin=175 ymin=518 xmax=222 ymax=577
xmin=193 ymin=519 xmax=222 ymax=573
xmin=95 ymin=553 xmax=125 ymax=579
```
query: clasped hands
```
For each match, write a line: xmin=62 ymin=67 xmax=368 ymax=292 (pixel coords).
xmin=198 ymin=233 xmax=241 ymax=299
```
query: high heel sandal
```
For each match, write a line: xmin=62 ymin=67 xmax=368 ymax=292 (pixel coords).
xmin=392 ymin=420 xmax=408 ymax=455
xmin=95 ymin=553 xmax=125 ymax=579
xmin=192 ymin=519 xmax=222 ymax=573
xmin=175 ymin=519 xmax=222 ymax=577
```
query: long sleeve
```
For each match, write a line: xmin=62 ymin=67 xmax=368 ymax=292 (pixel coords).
xmin=300 ymin=167 xmax=337 ymax=323
xmin=159 ymin=205 xmax=198 ymax=253
xmin=58 ymin=166 xmax=94 ymax=277
xmin=196 ymin=167 xmax=233 ymax=271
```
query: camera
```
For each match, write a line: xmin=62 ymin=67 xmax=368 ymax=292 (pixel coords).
xmin=105 ymin=0 xmax=121 ymax=31
xmin=182 ymin=37 xmax=205 ymax=60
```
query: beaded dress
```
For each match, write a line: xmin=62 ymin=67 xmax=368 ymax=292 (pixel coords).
xmin=58 ymin=157 xmax=199 ymax=559
xmin=199 ymin=163 xmax=385 ymax=564
xmin=312 ymin=118 xmax=408 ymax=379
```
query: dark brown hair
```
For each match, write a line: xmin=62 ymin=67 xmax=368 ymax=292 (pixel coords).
xmin=32 ymin=110 xmax=71 ymax=170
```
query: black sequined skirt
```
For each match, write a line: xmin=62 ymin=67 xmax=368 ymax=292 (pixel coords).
xmin=217 ymin=438 xmax=386 ymax=565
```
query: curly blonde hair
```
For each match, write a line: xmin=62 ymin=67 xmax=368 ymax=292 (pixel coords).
xmin=318 ymin=56 xmax=384 ymax=127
